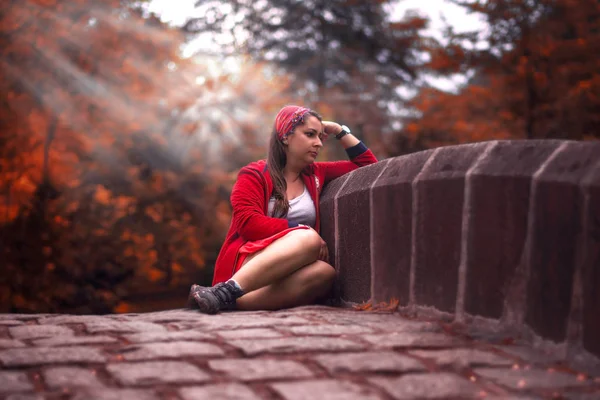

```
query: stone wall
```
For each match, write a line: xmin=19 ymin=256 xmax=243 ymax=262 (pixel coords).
xmin=320 ymin=140 xmax=600 ymax=358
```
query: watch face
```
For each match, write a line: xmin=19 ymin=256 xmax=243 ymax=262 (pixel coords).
xmin=341 ymin=125 xmax=351 ymax=133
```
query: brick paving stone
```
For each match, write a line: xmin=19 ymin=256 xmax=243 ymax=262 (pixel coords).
xmin=314 ymin=351 xmax=427 ymax=373
xmin=33 ymin=335 xmax=118 ymax=347
xmin=179 ymin=383 xmax=262 ymax=400
xmin=9 ymin=325 xmax=73 ymax=340
xmin=483 ymin=396 xmax=542 ymax=400
xmin=85 ymin=320 xmax=166 ymax=334
xmin=370 ymin=372 xmax=482 ymax=399
xmin=125 ymin=310 xmax=206 ymax=322
xmin=565 ymin=393 xmax=600 ymax=400
xmin=475 ymin=368 xmax=594 ymax=390
xmin=282 ymin=324 xmax=374 ymax=336
xmin=107 ymin=361 xmax=210 ymax=386
xmin=4 ymin=395 xmax=44 ymax=400
xmin=316 ymin=313 xmax=440 ymax=332
xmin=215 ymin=328 xmax=283 ymax=339
xmin=271 ymin=379 xmax=382 ymax=400
xmin=0 ymin=339 xmax=25 ymax=348
xmin=124 ymin=330 xmax=213 ymax=343
xmin=117 ymin=341 xmax=224 ymax=361
xmin=209 ymin=358 xmax=313 ymax=381
xmin=0 ymin=314 xmax=42 ymax=320
xmin=0 ymin=320 xmax=24 ymax=326
xmin=38 ymin=315 xmax=114 ymax=325
xmin=0 ymin=371 xmax=34 ymax=393
xmin=0 ymin=346 xmax=105 ymax=367
xmin=362 ymin=332 xmax=465 ymax=348
xmin=71 ymin=388 xmax=159 ymax=400
xmin=227 ymin=336 xmax=364 ymax=356
xmin=199 ymin=316 xmax=310 ymax=330
xmin=43 ymin=367 xmax=103 ymax=388
xmin=494 ymin=345 xmax=564 ymax=364
xmin=409 ymin=349 xmax=514 ymax=368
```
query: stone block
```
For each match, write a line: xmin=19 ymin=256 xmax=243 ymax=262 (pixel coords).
xmin=315 ymin=313 xmax=440 ymax=334
xmin=5 ymin=394 xmax=44 ymax=400
xmin=493 ymin=345 xmax=564 ymax=364
xmin=38 ymin=315 xmax=114 ymax=325
xmin=33 ymin=336 xmax=117 ymax=347
xmin=117 ymin=341 xmax=224 ymax=361
xmin=475 ymin=367 xmax=592 ymax=390
xmin=0 ymin=346 xmax=105 ymax=367
xmin=320 ymin=174 xmax=350 ymax=265
xmin=371 ymin=151 xmax=434 ymax=305
xmin=370 ymin=372 xmax=481 ymax=399
xmin=409 ymin=349 xmax=513 ymax=368
xmin=271 ymin=379 xmax=381 ymax=400
xmin=71 ymin=389 xmax=159 ymax=400
xmin=179 ymin=384 xmax=261 ymax=400
xmin=0 ymin=339 xmax=25 ymax=348
xmin=43 ymin=367 xmax=102 ymax=389
xmin=124 ymin=330 xmax=213 ymax=343
xmin=208 ymin=358 xmax=313 ymax=381
xmin=413 ymin=142 xmax=491 ymax=312
xmin=0 ymin=372 xmax=33 ymax=393
xmin=314 ymin=351 xmax=426 ymax=373
xmin=126 ymin=310 xmax=209 ymax=323
xmin=526 ymin=142 xmax=600 ymax=342
xmin=581 ymin=162 xmax=600 ymax=358
xmin=84 ymin=321 xmax=166 ymax=334
xmin=465 ymin=141 xmax=560 ymax=318
xmin=227 ymin=336 xmax=364 ymax=356
xmin=197 ymin=315 xmax=309 ymax=330
xmin=281 ymin=324 xmax=373 ymax=336
xmin=336 ymin=162 xmax=390 ymax=303
xmin=214 ymin=328 xmax=282 ymax=339
xmin=9 ymin=325 xmax=73 ymax=340
xmin=0 ymin=320 xmax=24 ymax=326
xmin=361 ymin=332 xmax=464 ymax=348
xmin=106 ymin=361 xmax=209 ymax=386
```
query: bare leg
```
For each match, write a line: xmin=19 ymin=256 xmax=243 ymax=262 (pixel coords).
xmin=232 ymin=229 xmax=336 ymax=310
xmin=188 ymin=228 xmax=334 ymax=313
xmin=236 ymin=260 xmax=335 ymax=311
xmin=231 ymin=228 xmax=322 ymax=293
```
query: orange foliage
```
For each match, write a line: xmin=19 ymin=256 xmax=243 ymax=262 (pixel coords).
xmin=0 ymin=0 xmax=292 ymax=313
xmin=392 ymin=0 xmax=600 ymax=153
xmin=353 ymin=297 xmax=401 ymax=312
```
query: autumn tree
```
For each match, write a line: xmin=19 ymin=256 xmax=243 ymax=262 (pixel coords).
xmin=456 ymin=0 xmax=600 ymax=139
xmin=181 ymin=0 xmax=430 ymax=158
xmin=0 ymin=0 xmax=292 ymax=313
xmin=389 ymin=0 xmax=600 ymax=154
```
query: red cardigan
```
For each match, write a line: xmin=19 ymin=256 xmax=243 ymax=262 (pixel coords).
xmin=212 ymin=142 xmax=378 ymax=285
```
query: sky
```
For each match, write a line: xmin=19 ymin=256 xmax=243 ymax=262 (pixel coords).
xmin=147 ymin=0 xmax=487 ymax=92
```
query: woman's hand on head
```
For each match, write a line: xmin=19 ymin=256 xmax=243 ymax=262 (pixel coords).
xmin=322 ymin=121 xmax=342 ymax=139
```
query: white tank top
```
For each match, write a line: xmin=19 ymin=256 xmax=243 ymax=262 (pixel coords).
xmin=267 ymin=185 xmax=316 ymax=228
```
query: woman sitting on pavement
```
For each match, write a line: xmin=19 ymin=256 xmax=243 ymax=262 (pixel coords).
xmin=187 ymin=105 xmax=378 ymax=314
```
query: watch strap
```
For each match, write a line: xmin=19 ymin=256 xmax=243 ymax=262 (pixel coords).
xmin=335 ymin=125 xmax=351 ymax=140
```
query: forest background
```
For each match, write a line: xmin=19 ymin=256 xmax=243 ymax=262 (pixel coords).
xmin=1 ymin=0 xmax=598 ymax=314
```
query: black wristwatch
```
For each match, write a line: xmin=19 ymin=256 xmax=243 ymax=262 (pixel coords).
xmin=335 ymin=125 xmax=351 ymax=140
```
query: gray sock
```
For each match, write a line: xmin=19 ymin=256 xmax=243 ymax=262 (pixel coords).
xmin=226 ymin=279 xmax=244 ymax=294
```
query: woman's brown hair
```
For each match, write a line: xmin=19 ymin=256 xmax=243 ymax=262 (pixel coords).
xmin=267 ymin=110 xmax=322 ymax=218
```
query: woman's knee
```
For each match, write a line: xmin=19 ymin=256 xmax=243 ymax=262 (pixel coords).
xmin=303 ymin=261 xmax=336 ymax=289
xmin=286 ymin=228 xmax=322 ymax=254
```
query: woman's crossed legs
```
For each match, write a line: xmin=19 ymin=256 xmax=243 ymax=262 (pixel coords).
xmin=190 ymin=228 xmax=335 ymax=313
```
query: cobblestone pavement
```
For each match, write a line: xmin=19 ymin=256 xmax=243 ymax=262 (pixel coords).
xmin=0 ymin=306 xmax=599 ymax=400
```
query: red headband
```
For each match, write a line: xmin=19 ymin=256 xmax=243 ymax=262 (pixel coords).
xmin=274 ymin=105 xmax=312 ymax=140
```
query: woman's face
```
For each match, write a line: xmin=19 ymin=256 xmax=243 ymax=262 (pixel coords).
xmin=284 ymin=115 xmax=323 ymax=164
